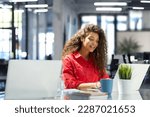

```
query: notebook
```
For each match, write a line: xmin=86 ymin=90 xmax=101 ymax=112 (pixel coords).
xmin=5 ymin=60 xmax=62 ymax=100
xmin=112 ymin=64 xmax=150 ymax=92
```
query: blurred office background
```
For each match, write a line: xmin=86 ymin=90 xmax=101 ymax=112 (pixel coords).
xmin=1 ymin=0 xmax=150 ymax=92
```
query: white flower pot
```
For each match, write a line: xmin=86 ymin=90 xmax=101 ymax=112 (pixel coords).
xmin=118 ymin=79 xmax=134 ymax=94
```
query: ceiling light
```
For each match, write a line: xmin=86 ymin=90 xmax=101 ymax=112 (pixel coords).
xmin=96 ymin=7 xmax=122 ymax=11
xmin=9 ymin=0 xmax=38 ymax=2
xmin=141 ymin=0 xmax=150 ymax=3
xmin=132 ymin=7 xmax=144 ymax=10
xmin=25 ymin=4 xmax=48 ymax=8
xmin=94 ymin=2 xmax=127 ymax=6
xmin=34 ymin=9 xmax=48 ymax=13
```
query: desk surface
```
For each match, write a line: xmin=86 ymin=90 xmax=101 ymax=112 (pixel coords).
xmin=60 ymin=89 xmax=143 ymax=100
xmin=0 ymin=89 xmax=149 ymax=100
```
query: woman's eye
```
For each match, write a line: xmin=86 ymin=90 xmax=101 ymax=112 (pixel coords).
xmin=88 ymin=38 xmax=93 ymax=41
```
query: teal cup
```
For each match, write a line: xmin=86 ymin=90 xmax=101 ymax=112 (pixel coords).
xmin=100 ymin=79 xmax=113 ymax=95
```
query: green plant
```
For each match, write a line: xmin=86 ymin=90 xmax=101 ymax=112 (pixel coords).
xmin=117 ymin=37 xmax=141 ymax=54
xmin=118 ymin=64 xmax=132 ymax=80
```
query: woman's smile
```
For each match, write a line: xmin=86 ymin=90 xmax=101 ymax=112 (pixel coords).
xmin=89 ymin=44 xmax=96 ymax=51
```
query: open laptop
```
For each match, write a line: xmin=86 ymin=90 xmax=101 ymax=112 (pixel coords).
xmin=113 ymin=64 xmax=150 ymax=92
xmin=5 ymin=60 xmax=62 ymax=100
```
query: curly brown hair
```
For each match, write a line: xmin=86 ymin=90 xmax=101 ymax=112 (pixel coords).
xmin=62 ymin=24 xmax=108 ymax=75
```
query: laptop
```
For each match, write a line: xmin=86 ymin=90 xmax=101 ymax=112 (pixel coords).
xmin=113 ymin=64 xmax=150 ymax=92
xmin=5 ymin=60 xmax=62 ymax=100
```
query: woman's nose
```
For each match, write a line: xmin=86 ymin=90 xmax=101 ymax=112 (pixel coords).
xmin=92 ymin=41 xmax=98 ymax=46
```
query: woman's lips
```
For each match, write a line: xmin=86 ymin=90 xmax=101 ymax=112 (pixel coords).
xmin=89 ymin=45 xmax=96 ymax=50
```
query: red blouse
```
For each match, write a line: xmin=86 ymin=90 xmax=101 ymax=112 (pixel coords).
xmin=62 ymin=51 xmax=109 ymax=89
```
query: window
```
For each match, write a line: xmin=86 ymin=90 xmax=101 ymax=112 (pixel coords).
xmin=38 ymin=32 xmax=54 ymax=60
xmin=0 ymin=8 xmax=23 ymax=59
xmin=81 ymin=16 xmax=97 ymax=28
xmin=117 ymin=15 xmax=128 ymax=31
xmin=129 ymin=11 xmax=142 ymax=30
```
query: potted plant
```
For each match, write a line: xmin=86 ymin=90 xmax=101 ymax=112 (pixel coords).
xmin=118 ymin=64 xmax=132 ymax=80
xmin=118 ymin=64 xmax=134 ymax=94
xmin=117 ymin=37 xmax=141 ymax=54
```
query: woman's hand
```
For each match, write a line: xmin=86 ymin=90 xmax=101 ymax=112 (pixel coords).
xmin=95 ymin=82 xmax=101 ymax=89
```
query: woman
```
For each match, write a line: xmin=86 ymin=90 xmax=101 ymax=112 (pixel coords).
xmin=62 ymin=24 xmax=109 ymax=90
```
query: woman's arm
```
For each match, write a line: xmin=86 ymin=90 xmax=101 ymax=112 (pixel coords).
xmin=77 ymin=82 xmax=101 ymax=90
xmin=62 ymin=57 xmax=85 ymax=89
xmin=62 ymin=56 xmax=102 ymax=90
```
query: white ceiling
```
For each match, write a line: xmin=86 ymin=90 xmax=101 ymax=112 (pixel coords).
xmin=1 ymin=0 xmax=150 ymax=14
xmin=72 ymin=0 xmax=150 ymax=14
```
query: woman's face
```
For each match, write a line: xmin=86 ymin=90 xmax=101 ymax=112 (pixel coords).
xmin=81 ymin=32 xmax=99 ymax=53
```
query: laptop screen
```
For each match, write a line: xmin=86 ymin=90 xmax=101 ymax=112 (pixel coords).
xmin=5 ymin=60 xmax=62 ymax=100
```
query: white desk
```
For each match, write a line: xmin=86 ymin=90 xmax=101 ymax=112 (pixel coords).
xmin=0 ymin=89 xmax=145 ymax=100
xmin=60 ymin=89 xmax=142 ymax=100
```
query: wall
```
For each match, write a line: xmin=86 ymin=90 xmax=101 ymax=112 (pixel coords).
xmin=22 ymin=11 xmax=37 ymax=60
xmin=52 ymin=0 xmax=78 ymax=60
xmin=28 ymin=12 xmax=37 ymax=59
xmin=142 ymin=11 xmax=150 ymax=29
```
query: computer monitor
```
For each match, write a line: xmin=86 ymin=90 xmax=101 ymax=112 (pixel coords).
xmin=143 ymin=52 xmax=150 ymax=60
xmin=5 ymin=60 xmax=62 ymax=100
